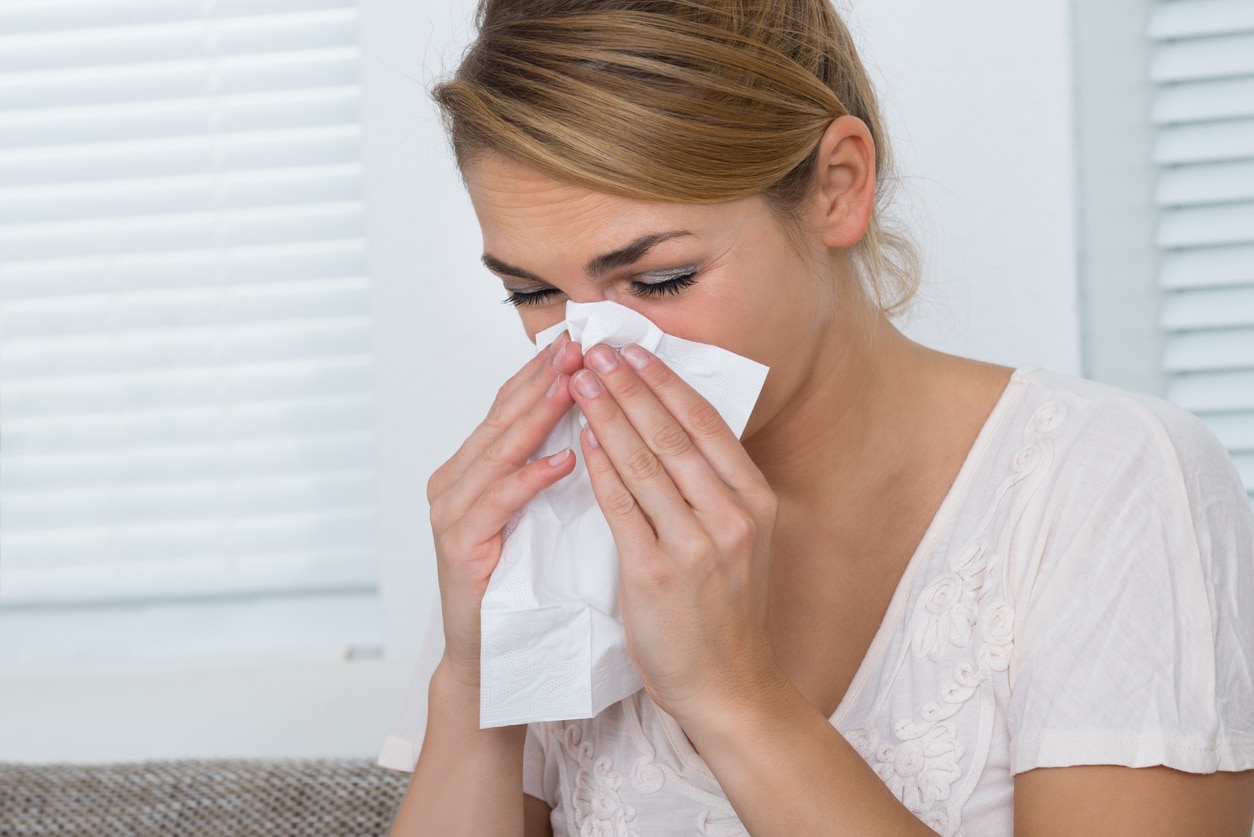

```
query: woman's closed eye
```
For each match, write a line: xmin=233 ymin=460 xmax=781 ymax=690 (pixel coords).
xmin=628 ymin=269 xmax=697 ymax=299
xmin=502 ymin=270 xmax=699 ymax=307
xmin=502 ymin=286 xmax=563 ymax=308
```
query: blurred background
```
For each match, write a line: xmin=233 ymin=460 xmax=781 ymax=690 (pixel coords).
xmin=0 ymin=0 xmax=1250 ymax=763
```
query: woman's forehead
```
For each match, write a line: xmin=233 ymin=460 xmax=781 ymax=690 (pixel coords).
xmin=466 ymin=154 xmax=761 ymax=246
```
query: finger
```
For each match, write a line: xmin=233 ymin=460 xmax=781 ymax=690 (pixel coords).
xmin=616 ymin=343 xmax=768 ymax=498
xmin=441 ymin=447 xmax=578 ymax=571
xmin=435 ymin=368 xmax=577 ymax=525
xmin=570 ymin=362 xmax=707 ymax=534
xmin=470 ymin=333 xmax=583 ymax=453
xmin=496 ymin=330 xmax=577 ymax=406
xmin=440 ymin=335 xmax=560 ymax=478
xmin=578 ymin=344 xmax=738 ymax=513
xmin=433 ymin=333 xmax=581 ymax=496
xmin=578 ymin=426 xmax=659 ymax=552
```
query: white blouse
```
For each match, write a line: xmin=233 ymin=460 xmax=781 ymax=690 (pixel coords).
xmin=381 ymin=369 xmax=1254 ymax=836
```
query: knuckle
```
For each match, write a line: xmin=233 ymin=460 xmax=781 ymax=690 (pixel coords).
xmin=624 ymin=446 xmax=665 ymax=483
xmin=750 ymin=488 xmax=778 ymax=526
xmin=612 ymin=371 xmax=648 ymax=401
xmin=429 ymin=500 xmax=451 ymax=533
xmin=687 ymin=401 xmax=726 ymax=438
xmin=483 ymin=388 xmax=511 ymax=431
xmin=482 ymin=478 xmax=509 ymax=511
xmin=667 ymin=532 xmax=711 ymax=567
xmin=514 ymin=459 xmax=543 ymax=491
xmin=649 ymin=421 xmax=693 ymax=458
xmin=634 ymin=354 xmax=668 ymax=383
xmin=426 ymin=467 xmax=450 ymax=504
xmin=637 ymin=559 xmax=673 ymax=590
xmin=480 ymin=434 xmax=511 ymax=470
xmin=720 ymin=510 xmax=758 ymax=548
xmin=601 ymin=485 xmax=640 ymax=519
xmin=622 ymin=548 xmax=673 ymax=589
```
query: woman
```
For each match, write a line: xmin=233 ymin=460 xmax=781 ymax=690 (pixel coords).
xmin=385 ymin=1 xmax=1254 ymax=833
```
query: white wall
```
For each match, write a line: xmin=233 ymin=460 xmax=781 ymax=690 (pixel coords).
xmin=842 ymin=1 xmax=1082 ymax=372
xmin=0 ymin=0 xmax=1082 ymax=764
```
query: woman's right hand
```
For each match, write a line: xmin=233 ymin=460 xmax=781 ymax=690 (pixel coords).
xmin=427 ymin=331 xmax=584 ymax=690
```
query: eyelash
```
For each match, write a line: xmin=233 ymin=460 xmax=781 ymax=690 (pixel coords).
xmin=502 ymin=272 xmax=698 ymax=307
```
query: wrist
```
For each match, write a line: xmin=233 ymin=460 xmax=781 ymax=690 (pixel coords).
xmin=426 ymin=659 xmax=526 ymax=749
xmin=673 ymin=679 xmax=938 ymax=836
xmin=433 ymin=649 xmax=482 ymax=691
xmin=673 ymin=669 xmax=801 ymax=756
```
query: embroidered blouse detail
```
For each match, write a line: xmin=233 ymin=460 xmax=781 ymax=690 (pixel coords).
xmin=558 ymin=723 xmax=639 ymax=837
xmin=844 ymin=398 xmax=1066 ymax=836
xmin=535 ymin=691 xmax=744 ymax=836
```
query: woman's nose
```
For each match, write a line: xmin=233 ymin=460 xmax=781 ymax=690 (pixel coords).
xmin=561 ymin=287 xmax=610 ymax=306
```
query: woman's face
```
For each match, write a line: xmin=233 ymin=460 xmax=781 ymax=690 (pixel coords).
xmin=465 ymin=154 xmax=848 ymax=437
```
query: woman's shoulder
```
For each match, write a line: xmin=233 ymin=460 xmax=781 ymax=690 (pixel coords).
xmin=931 ymin=365 xmax=1251 ymax=639
xmin=983 ymin=371 xmax=1254 ymax=776
xmin=1007 ymin=366 xmax=1205 ymax=435
xmin=998 ymin=367 xmax=1242 ymax=489
xmin=830 ymin=366 xmax=1254 ymax=812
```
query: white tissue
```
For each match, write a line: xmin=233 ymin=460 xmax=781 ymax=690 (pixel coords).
xmin=479 ymin=300 xmax=769 ymax=728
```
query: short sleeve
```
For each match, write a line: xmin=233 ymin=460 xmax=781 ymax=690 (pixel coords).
xmin=1007 ymin=396 xmax=1254 ymax=775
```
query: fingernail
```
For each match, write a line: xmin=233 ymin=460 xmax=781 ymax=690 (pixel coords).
xmin=585 ymin=344 xmax=618 ymax=373
xmin=550 ymin=332 xmax=569 ymax=367
xmin=572 ymin=369 xmax=603 ymax=398
xmin=621 ymin=344 xmax=649 ymax=370
xmin=584 ymin=427 xmax=600 ymax=448
xmin=545 ymin=373 xmax=564 ymax=399
xmin=546 ymin=449 xmax=572 ymax=467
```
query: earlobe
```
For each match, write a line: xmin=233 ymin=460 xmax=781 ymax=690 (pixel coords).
xmin=815 ymin=115 xmax=877 ymax=249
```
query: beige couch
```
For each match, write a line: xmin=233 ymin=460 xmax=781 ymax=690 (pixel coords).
xmin=0 ymin=759 xmax=410 ymax=836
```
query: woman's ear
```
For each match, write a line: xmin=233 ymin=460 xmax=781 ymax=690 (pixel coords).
xmin=814 ymin=115 xmax=877 ymax=249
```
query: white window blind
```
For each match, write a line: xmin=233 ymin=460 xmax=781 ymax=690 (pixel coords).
xmin=1150 ymin=0 xmax=1254 ymax=503
xmin=0 ymin=0 xmax=379 ymax=617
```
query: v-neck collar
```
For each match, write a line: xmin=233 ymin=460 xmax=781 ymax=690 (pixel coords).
xmin=828 ymin=368 xmax=1031 ymax=726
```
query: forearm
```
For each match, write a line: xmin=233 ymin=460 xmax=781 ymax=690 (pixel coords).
xmin=683 ymin=681 xmax=937 ymax=837
xmin=390 ymin=663 xmax=527 ymax=837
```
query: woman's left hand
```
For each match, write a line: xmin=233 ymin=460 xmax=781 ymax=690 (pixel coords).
xmin=569 ymin=342 xmax=786 ymax=729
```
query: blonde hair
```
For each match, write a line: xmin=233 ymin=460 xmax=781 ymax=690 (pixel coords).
xmin=434 ymin=0 xmax=919 ymax=314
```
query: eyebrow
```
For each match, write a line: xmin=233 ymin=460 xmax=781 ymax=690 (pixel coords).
xmin=481 ymin=230 xmax=694 ymax=284
xmin=481 ymin=253 xmax=545 ymax=283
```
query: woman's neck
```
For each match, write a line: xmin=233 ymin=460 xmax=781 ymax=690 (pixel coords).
xmin=743 ymin=306 xmax=924 ymax=508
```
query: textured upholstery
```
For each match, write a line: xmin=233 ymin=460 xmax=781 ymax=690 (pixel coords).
xmin=0 ymin=759 xmax=409 ymax=836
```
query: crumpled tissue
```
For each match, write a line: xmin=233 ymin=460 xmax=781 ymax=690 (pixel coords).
xmin=479 ymin=300 xmax=769 ymax=728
